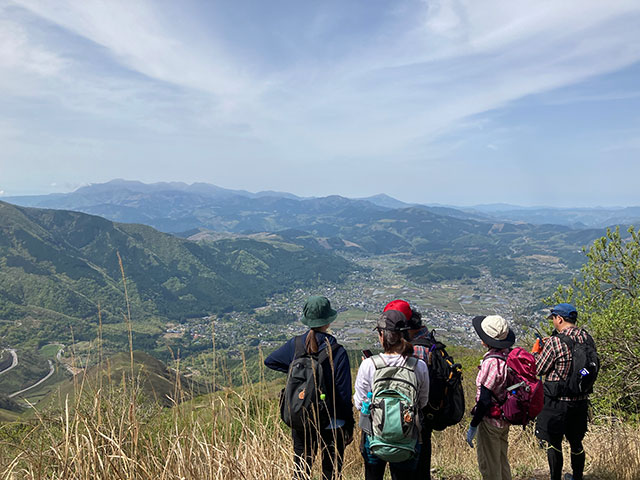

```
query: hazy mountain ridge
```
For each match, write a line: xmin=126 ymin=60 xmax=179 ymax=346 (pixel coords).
xmin=3 ymin=180 xmax=482 ymax=233
xmin=469 ymin=204 xmax=640 ymax=228
xmin=2 ymin=181 xmax=618 ymax=265
xmin=8 ymin=180 xmax=637 ymax=232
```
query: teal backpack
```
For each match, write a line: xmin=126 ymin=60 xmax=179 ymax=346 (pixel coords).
xmin=368 ymin=355 xmax=420 ymax=462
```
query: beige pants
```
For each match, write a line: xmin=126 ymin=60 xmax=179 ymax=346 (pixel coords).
xmin=476 ymin=421 xmax=512 ymax=480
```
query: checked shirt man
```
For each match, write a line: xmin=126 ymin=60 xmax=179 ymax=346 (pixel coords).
xmin=533 ymin=303 xmax=597 ymax=480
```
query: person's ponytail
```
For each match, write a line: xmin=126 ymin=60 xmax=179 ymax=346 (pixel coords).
xmin=381 ymin=330 xmax=414 ymax=357
xmin=305 ymin=329 xmax=319 ymax=354
xmin=399 ymin=338 xmax=414 ymax=357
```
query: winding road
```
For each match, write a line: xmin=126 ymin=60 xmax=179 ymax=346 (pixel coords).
xmin=0 ymin=349 xmax=18 ymax=376
xmin=1 ymin=344 xmax=65 ymax=399
xmin=8 ymin=360 xmax=55 ymax=398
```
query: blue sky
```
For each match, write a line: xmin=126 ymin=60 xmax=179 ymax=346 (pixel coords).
xmin=1 ymin=0 xmax=639 ymax=206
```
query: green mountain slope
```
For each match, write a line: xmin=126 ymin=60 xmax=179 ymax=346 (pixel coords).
xmin=39 ymin=351 xmax=200 ymax=410
xmin=0 ymin=201 xmax=352 ymax=351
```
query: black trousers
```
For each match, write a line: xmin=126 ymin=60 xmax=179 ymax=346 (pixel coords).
xmin=415 ymin=424 xmax=432 ymax=480
xmin=536 ymin=398 xmax=588 ymax=480
xmin=360 ymin=431 xmax=421 ymax=480
xmin=364 ymin=460 xmax=418 ymax=480
xmin=291 ymin=425 xmax=346 ymax=480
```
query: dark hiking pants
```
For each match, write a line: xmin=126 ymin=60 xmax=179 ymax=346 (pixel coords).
xmin=360 ymin=432 xmax=420 ymax=480
xmin=536 ymin=398 xmax=588 ymax=480
xmin=414 ymin=424 xmax=432 ymax=479
xmin=292 ymin=425 xmax=346 ymax=480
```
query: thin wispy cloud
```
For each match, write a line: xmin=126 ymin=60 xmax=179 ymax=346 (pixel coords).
xmin=1 ymin=0 xmax=639 ymax=205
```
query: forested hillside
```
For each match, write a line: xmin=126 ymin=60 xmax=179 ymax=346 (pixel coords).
xmin=0 ymin=201 xmax=352 ymax=351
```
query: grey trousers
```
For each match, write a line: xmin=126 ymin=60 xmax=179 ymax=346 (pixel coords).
xmin=476 ymin=421 xmax=512 ymax=480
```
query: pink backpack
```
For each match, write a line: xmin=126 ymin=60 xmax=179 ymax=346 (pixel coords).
xmin=488 ymin=347 xmax=544 ymax=426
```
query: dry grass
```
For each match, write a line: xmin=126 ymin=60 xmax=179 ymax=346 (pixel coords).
xmin=0 ymin=362 xmax=638 ymax=480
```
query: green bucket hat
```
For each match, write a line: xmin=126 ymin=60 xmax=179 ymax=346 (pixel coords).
xmin=301 ymin=296 xmax=338 ymax=328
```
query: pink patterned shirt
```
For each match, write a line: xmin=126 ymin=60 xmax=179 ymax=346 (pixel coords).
xmin=475 ymin=348 xmax=510 ymax=428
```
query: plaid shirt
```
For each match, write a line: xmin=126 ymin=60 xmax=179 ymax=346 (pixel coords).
xmin=476 ymin=348 xmax=510 ymax=428
xmin=535 ymin=326 xmax=590 ymax=401
xmin=412 ymin=327 xmax=431 ymax=362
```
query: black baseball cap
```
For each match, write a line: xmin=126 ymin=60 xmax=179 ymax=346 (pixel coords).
xmin=376 ymin=310 xmax=410 ymax=332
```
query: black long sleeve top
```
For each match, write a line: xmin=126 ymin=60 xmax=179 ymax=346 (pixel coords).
xmin=264 ymin=330 xmax=354 ymax=430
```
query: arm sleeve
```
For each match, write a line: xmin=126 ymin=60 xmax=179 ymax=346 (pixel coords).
xmin=536 ymin=337 xmax=557 ymax=377
xmin=353 ymin=359 xmax=374 ymax=410
xmin=332 ymin=346 xmax=355 ymax=428
xmin=416 ymin=360 xmax=430 ymax=409
xmin=264 ymin=338 xmax=295 ymax=373
xmin=470 ymin=385 xmax=493 ymax=427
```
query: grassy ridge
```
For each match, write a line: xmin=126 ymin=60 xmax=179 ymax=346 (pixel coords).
xmin=0 ymin=346 xmax=638 ymax=480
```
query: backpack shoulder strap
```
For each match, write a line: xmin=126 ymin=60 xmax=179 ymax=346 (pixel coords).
xmin=484 ymin=354 xmax=507 ymax=362
xmin=371 ymin=354 xmax=386 ymax=370
xmin=404 ymin=356 xmax=418 ymax=371
xmin=293 ymin=334 xmax=307 ymax=359
xmin=577 ymin=328 xmax=596 ymax=346
xmin=316 ymin=340 xmax=340 ymax=364
xmin=557 ymin=333 xmax=575 ymax=348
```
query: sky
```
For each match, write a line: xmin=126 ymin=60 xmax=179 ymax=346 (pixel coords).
xmin=1 ymin=0 xmax=640 ymax=207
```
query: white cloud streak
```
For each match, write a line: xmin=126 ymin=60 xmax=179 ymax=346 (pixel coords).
xmin=10 ymin=0 xmax=251 ymax=96
xmin=7 ymin=1 xmax=640 ymax=136
xmin=1 ymin=0 xmax=640 ymax=200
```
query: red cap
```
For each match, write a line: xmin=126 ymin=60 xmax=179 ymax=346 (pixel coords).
xmin=383 ymin=299 xmax=412 ymax=322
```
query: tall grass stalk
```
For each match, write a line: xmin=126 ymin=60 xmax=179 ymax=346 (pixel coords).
xmin=1 ymin=353 xmax=640 ymax=479
xmin=0 ymin=258 xmax=638 ymax=479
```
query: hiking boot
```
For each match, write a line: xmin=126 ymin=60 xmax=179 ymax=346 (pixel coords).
xmin=563 ymin=474 xmax=574 ymax=480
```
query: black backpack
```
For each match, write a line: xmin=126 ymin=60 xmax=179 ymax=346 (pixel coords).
xmin=279 ymin=335 xmax=340 ymax=430
xmin=557 ymin=330 xmax=599 ymax=397
xmin=413 ymin=331 xmax=465 ymax=431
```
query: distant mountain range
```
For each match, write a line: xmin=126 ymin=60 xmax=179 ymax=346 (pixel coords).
xmin=1 ymin=180 xmax=617 ymax=281
xmin=2 ymin=180 xmax=620 ymax=264
xmin=467 ymin=204 xmax=640 ymax=229
xmin=6 ymin=179 xmax=638 ymax=229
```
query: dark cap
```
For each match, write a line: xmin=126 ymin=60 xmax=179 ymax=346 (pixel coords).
xmin=548 ymin=303 xmax=578 ymax=322
xmin=376 ymin=310 xmax=410 ymax=332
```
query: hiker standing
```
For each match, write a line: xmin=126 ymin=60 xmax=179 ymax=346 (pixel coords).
xmin=264 ymin=296 xmax=354 ymax=480
xmin=354 ymin=310 xmax=430 ymax=480
xmin=532 ymin=303 xmax=599 ymax=480
xmin=383 ymin=299 xmax=464 ymax=480
xmin=384 ymin=299 xmax=435 ymax=480
xmin=466 ymin=315 xmax=516 ymax=480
